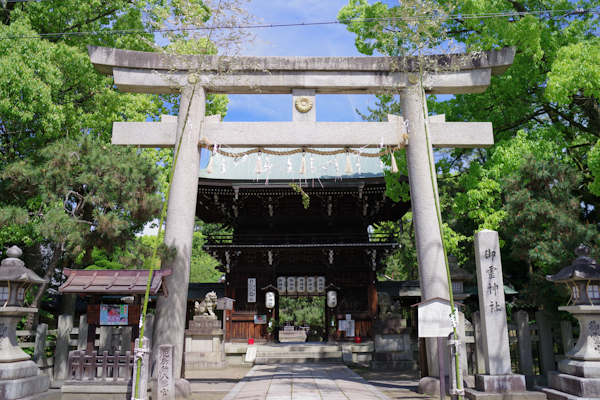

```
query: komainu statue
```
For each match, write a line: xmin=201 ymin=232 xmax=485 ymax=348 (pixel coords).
xmin=377 ymin=292 xmax=402 ymax=319
xmin=194 ymin=291 xmax=218 ymax=317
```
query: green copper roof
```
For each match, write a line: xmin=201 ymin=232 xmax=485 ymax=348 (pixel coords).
xmin=199 ymin=148 xmax=387 ymax=181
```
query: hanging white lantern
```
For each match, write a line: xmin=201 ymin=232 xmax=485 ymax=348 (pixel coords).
xmin=297 ymin=277 xmax=306 ymax=294
xmin=307 ymin=277 xmax=316 ymax=294
xmin=287 ymin=277 xmax=296 ymax=294
xmin=277 ymin=277 xmax=286 ymax=294
xmin=316 ymin=277 xmax=326 ymax=293
xmin=266 ymin=291 xmax=276 ymax=309
xmin=327 ymin=290 xmax=337 ymax=308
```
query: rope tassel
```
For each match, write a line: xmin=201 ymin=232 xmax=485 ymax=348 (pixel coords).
xmin=391 ymin=152 xmax=399 ymax=174
xmin=345 ymin=151 xmax=353 ymax=174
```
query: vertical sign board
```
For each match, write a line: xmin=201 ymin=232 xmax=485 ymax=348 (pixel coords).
xmin=346 ymin=320 xmax=355 ymax=337
xmin=474 ymin=229 xmax=512 ymax=375
xmin=248 ymin=278 xmax=256 ymax=303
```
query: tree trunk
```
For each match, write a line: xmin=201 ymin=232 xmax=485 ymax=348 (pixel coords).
xmin=23 ymin=243 xmax=43 ymax=276
xmin=23 ymin=242 xmax=64 ymax=332
xmin=59 ymin=293 xmax=77 ymax=316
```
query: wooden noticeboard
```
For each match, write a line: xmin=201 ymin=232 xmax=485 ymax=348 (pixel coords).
xmin=412 ymin=297 xmax=460 ymax=338
xmin=87 ymin=304 xmax=141 ymax=326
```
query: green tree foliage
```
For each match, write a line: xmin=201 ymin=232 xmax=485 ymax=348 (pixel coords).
xmin=501 ymin=153 xmax=597 ymax=312
xmin=0 ymin=0 xmax=230 ymax=293
xmin=139 ymin=221 xmax=228 ymax=283
xmin=1 ymin=136 xmax=164 ymax=259
xmin=279 ymin=296 xmax=325 ymax=331
xmin=0 ymin=136 xmax=170 ymax=327
xmin=189 ymin=231 xmax=222 ymax=283
xmin=0 ymin=4 xmax=165 ymax=168
xmin=338 ymin=0 xmax=600 ymax=312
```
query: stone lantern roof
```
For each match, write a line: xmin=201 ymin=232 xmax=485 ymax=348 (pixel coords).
xmin=546 ymin=245 xmax=600 ymax=283
xmin=0 ymin=245 xmax=46 ymax=284
xmin=448 ymin=254 xmax=473 ymax=282
xmin=546 ymin=244 xmax=600 ymax=306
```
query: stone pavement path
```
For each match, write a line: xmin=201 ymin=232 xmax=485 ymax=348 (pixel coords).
xmin=209 ymin=363 xmax=435 ymax=400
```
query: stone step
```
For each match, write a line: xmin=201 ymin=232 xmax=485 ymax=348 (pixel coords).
xmin=260 ymin=345 xmax=341 ymax=352
xmin=257 ymin=351 xmax=343 ymax=358
xmin=465 ymin=388 xmax=547 ymax=400
xmin=539 ymin=386 xmax=588 ymax=400
xmin=254 ymin=356 xmax=343 ymax=364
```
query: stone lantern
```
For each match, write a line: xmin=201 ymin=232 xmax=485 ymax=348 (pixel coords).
xmin=543 ymin=244 xmax=600 ymax=399
xmin=0 ymin=245 xmax=49 ymax=400
xmin=448 ymin=254 xmax=473 ymax=304
xmin=0 ymin=246 xmax=46 ymax=308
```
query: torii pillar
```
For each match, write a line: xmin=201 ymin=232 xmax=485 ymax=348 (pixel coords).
xmin=153 ymin=83 xmax=206 ymax=383
xmin=86 ymin=45 xmax=515 ymax=384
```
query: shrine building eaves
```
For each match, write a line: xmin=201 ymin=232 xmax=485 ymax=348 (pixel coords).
xmin=88 ymin=46 xmax=515 ymax=95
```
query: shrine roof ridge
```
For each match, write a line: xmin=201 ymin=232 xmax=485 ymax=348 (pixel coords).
xmin=88 ymin=45 xmax=515 ymax=77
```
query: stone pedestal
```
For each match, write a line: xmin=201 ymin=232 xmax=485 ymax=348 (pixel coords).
xmin=0 ymin=309 xmax=51 ymax=400
xmin=541 ymin=306 xmax=600 ymax=400
xmin=369 ymin=319 xmax=417 ymax=371
xmin=184 ymin=315 xmax=227 ymax=370
xmin=464 ymin=375 xmax=546 ymax=400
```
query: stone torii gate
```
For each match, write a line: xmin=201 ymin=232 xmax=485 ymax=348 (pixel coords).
xmin=87 ymin=45 xmax=515 ymax=382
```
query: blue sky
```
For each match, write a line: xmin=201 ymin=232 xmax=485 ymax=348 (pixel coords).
xmin=143 ymin=0 xmax=401 ymax=236
xmin=222 ymin=0 xmax=397 ymax=123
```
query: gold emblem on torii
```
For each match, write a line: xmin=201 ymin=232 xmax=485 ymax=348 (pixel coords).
xmin=295 ymin=96 xmax=313 ymax=113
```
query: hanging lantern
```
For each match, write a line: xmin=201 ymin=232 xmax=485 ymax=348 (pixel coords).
xmin=327 ymin=290 xmax=337 ymax=308
xmin=277 ymin=277 xmax=286 ymax=295
xmin=266 ymin=291 xmax=276 ymax=309
xmin=316 ymin=276 xmax=326 ymax=293
xmin=297 ymin=277 xmax=306 ymax=294
xmin=287 ymin=277 xmax=296 ymax=294
xmin=307 ymin=277 xmax=316 ymax=294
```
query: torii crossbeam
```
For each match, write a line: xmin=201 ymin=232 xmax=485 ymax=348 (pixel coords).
xmin=87 ymin=45 xmax=515 ymax=382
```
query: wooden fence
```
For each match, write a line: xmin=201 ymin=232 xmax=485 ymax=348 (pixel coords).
xmin=463 ymin=310 xmax=578 ymax=386
xmin=67 ymin=350 xmax=134 ymax=381
xmin=18 ymin=310 xmax=576 ymax=384
xmin=17 ymin=313 xmax=154 ymax=384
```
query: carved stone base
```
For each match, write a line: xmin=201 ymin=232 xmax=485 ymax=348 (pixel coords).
xmin=558 ymin=358 xmax=600 ymax=378
xmin=0 ymin=359 xmax=50 ymax=400
xmin=464 ymin=374 xmax=545 ymax=400
xmin=0 ymin=374 xmax=50 ymax=400
xmin=543 ymin=371 xmax=600 ymax=399
xmin=475 ymin=374 xmax=527 ymax=392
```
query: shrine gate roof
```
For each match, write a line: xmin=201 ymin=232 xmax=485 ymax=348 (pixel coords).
xmin=58 ymin=268 xmax=172 ymax=296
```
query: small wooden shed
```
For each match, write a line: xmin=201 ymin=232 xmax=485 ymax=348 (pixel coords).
xmin=58 ymin=268 xmax=171 ymax=353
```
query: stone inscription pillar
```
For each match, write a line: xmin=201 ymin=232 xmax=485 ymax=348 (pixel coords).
xmin=152 ymin=84 xmax=206 ymax=379
xmin=401 ymin=85 xmax=449 ymax=378
xmin=474 ymin=229 xmax=511 ymax=375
